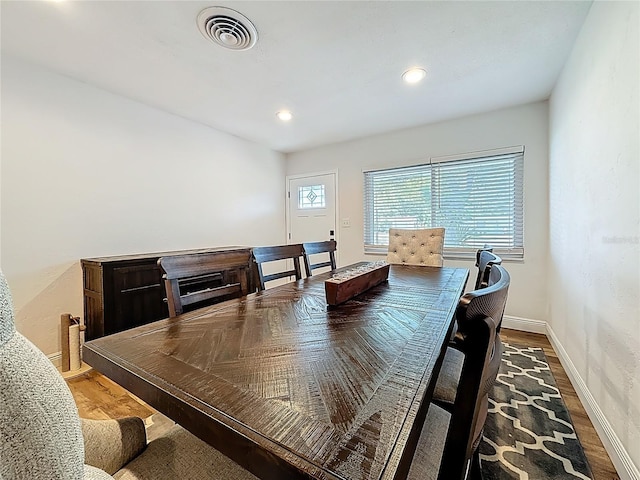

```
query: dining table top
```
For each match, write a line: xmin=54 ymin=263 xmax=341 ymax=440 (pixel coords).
xmin=83 ymin=262 xmax=469 ymax=480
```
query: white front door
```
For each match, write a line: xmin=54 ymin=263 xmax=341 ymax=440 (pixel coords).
xmin=287 ymin=172 xmax=337 ymax=246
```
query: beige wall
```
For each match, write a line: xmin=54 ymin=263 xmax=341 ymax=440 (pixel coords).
xmin=549 ymin=1 xmax=639 ymax=476
xmin=0 ymin=57 xmax=286 ymax=355
xmin=286 ymin=102 xmax=549 ymax=323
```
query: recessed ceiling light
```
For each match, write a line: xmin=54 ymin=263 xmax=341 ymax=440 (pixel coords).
xmin=276 ymin=110 xmax=293 ymax=122
xmin=402 ymin=68 xmax=427 ymax=84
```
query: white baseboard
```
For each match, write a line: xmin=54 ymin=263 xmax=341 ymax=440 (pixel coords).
xmin=546 ymin=325 xmax=639 ymax=480
xmin=502 ymin=314 xmax=547 ymax=334
xmin=48 ymin=351 xmax=62 ymax=368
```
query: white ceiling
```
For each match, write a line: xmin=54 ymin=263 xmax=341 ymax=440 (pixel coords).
xmin=1 ymin=1 xmax=591 ymax=153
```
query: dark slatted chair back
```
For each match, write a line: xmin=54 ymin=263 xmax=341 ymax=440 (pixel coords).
xmin=252 ymin=244 xmax=304 ymax=291
xmin=408 ymin=266 xmax=510 ymax=480
xmin=447 ymin=247 xmax=502 ymax=346
xmin=158 ymin=250 xmax=252 ymax=317
xmin=441 ymin=265 xmax=510 ymax=479
xmin=302 ymin=240 xmax=337 ymax=277
xmin=485 ymin=261 xmax=508 ymax=331
xmin=474 ymin=248 xmax=503 ymax=290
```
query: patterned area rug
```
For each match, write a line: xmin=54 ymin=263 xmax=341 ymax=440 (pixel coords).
xmin=480 ymin=342 xmax=594 ymax=480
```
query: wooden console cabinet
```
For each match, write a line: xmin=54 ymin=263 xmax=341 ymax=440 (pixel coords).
xmin=81 ymin=247 xmax=252 ymax=340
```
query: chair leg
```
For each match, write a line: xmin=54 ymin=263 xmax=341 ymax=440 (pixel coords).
xmin=469 ymin=448 xmax=483 ymax=480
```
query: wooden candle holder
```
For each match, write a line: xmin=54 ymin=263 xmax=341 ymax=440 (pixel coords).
xmin=325 ymin=262 xmax=390 ymax=306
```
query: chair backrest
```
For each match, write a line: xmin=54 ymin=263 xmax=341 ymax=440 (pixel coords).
xmin=486 ymin=262 xmax=508 ymax=332
xmin=386 ymin=228 xmax=445 ymax=267
xmin=438 ymin=265 xmax=510 ymax=480
xmin=252 ymin=244 xmax=304 ymax=291
xmin=302 ymin=240 xmax=337 ymax=277
xmin=158 ymin=250 xmax=252 ymax=317
xmin=474 ymin=249 xmax=502 ymax=290
xmin=0 ymin=270 xmax=86 ymax=479
xmin=474 ymin=244 xmax=492 ymax=267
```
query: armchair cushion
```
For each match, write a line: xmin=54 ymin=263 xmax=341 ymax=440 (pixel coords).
xmin=114 ymin=424 xmax=259 ymax=480
xmin=0 ymin=270 xmax=114 ymax=479
xmin=85 ymin=464 xmax=116 ymax=479
xmin=0 ymin=269 xmax=255 ymax=480
xmin=407 ymin=403 xmax=450 ymax=480
xmin=432 ymin=346 xmax=463 ymax=410
xmin=0 ymin=327 xmax=85 ymax=480
xmin=82 ymin=417 xmax=146 ymax=475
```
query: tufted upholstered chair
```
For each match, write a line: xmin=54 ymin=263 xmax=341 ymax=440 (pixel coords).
xmin=0 ymin=270 xmax=257 ymax=480
xmin=386 ymin=228 xmax=445 ymax=267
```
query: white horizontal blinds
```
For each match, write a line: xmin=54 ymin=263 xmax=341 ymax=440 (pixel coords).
xmin=364 ymin=147 xmax=524 ymax=259
xmin=431 ymin=151 xmax=524 ymax=258
xmin=364 ymin=164 xmax=431 ymax=249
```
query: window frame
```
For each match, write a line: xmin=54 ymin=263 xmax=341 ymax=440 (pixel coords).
xmin=363 ymin=146 xmax=525 ymax=261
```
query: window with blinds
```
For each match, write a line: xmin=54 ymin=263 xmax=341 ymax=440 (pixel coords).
xmin=363 ymin=147 xmax=524 ymax=260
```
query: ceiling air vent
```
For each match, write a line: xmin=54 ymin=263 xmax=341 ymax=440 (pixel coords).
xmin=197 ymin=7 xmax=258 ymax=51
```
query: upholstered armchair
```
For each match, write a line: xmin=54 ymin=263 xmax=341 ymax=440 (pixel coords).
xmin=0 ymin=270 xmax=256 ymax=480
xmin=386 ymin=228 xmax=445 ymax=267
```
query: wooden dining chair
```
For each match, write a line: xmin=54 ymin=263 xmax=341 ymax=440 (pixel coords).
xmin=302 ymin=240 xmax=337 ymax=277
xmin=251 ymin=244 xmax=304 ymax=291
xmin=432 ymin=265 xmax=510 ymax=414
xmin=407 ymin=266 xmax=509 ymax=480
xmin=158 ymin=250 xmax=252 ymax=317
xmin=386 ymin=228 xmax=445 ymax=267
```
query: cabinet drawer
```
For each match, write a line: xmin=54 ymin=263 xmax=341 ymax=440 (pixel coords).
xmin=113 ymin=264 xmax=163 ymax=292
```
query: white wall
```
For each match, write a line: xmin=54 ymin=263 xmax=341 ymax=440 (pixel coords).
xmin=1 ymin=57 xmax=286 ymax=355
xmin=286 ymin=102 xmax=549 ymax=323
xmin=549 ymin=1 xmax=639 ymax=476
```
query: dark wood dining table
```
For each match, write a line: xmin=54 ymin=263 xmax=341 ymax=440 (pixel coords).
xmin=83 ymin=263 xmax=469 ymax=480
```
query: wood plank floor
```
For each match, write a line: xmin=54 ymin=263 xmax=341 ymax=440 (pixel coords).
xmin=499 ymin=329 xmax=620 ymax=480
xmin=67 ymin=328 xmax=620 ymax=480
